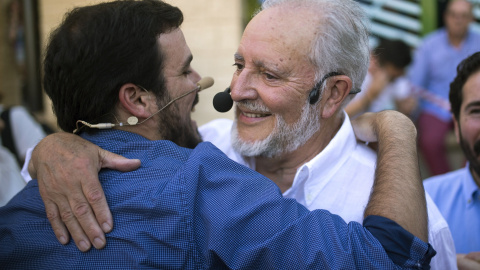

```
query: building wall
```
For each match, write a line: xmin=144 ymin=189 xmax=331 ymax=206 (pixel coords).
xmin=36 ymin=0 xmax=241 ymax=129
xmin=0 ymin=0 xmax=23 ymax=107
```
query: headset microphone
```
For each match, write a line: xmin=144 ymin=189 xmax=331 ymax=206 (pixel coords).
xmin=73 ymin=76 xmax=214 ymax=133
xmin=196 ymin=77 xmax=214 ymax=92
xmin=213 ymin=87 xmax=234 ymax=113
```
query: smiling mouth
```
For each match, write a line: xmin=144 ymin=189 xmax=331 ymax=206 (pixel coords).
xmin=242 ymin=111 xmax=272 ymax=118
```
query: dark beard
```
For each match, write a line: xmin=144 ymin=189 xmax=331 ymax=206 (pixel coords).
xmin=458 ymin=128 xmax=480 ymax=178
xmin=157 ymin=101 xmax=202 ymax=149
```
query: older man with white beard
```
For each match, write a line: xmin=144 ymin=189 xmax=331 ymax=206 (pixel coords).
xmin=22 ymin=0 xmax=456 ymax=268
xmin=200 ymin=1 xmax=456 ymax=268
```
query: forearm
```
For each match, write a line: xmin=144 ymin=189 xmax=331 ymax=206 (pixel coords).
xmin=364 ymin=111 xmax=428 ymax=243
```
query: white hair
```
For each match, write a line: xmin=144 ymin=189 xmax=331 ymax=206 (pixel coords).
xmin=261 ymin=0 xmax=370 ymax=102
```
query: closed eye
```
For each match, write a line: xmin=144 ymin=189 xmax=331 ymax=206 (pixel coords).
xmin=233 ymin=63 xmax=244 ymax=70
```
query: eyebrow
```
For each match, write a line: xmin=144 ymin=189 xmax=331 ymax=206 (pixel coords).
xmin=234 ymin=53 xmax=244 ymax=62
xmin=181 ymin=54 xmax=193 ymax=71
xmin=234 ymin=52 xmax=287 ymax=76
xmin=465 ymin=101 xmax=480 ymax=110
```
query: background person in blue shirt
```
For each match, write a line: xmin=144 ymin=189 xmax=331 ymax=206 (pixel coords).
xmin=0 ymin=0 xmax=436 ymax=269
xmin=424 ymin=51 xmax=480 ymax=269
xmin=408 ymin=0 xmax=480 ymax=177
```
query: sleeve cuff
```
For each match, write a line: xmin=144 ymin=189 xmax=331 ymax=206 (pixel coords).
xmin=364 ymin=215 xmax=437 ymax=269
xmin=20 ymin=147 xmax=34 ymax=182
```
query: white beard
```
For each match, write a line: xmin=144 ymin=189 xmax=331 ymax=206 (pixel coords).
xmin=231 ymin=98 xmax=321 ymax=158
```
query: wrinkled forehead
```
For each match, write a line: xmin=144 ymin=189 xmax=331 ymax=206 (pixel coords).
xmin=243 ymin=4 xmax=321 ymax=60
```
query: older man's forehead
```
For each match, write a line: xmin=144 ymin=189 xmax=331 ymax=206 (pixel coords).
xmin=447 ymin=0 xmax=473 ymax=13
xmin=463 ymin=71 xmax=480 ymax=100
xmin=235 ymin=48 xmax=306 ymax=79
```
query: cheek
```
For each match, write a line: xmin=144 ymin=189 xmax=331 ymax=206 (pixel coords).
xmin=461 ymin=118 xmax=480 ymax=142
xmin=262 ymin=92 xmax=306 ymax=124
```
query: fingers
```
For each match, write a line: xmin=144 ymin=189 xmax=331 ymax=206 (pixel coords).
xmin=465 ymin=251 xmax=480 ymax=262
xmin=351 ymin=112 xmax=377 ymax=143
xmin=82 ymin=173 xmax=113 ymax=236
xmin=87 ymin=149 xmax=141 ymax=235
xmin=37 ymin=161 xmax=73 ymax=247
xmin=40 ymin=185 xmax=70 ymax=245
xmin=67 ymin=156 xmax=108 ymax=250
xmin=457 ymin=253 xmax=480 ymax=270
xmin=37 ymin=165 xmax=104 ymax=252
xmin=100 ymin=149 xmax=141 ymax=172
xmin=59 ymin=196 xmax=93 ymax=252
xmin=69 ymin=195 xmax=108 ymax=251
xmin=50 ymin=180 xmax=107 ymax=252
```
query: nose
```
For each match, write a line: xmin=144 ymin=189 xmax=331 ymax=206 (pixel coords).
xmin=191 ymin=68 xmax=202 ymax=85
xmin=230 ymin=69 xmax=258 ymax=102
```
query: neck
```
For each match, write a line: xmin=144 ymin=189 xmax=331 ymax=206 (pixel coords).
xmin=470 ymin=166 xmax=480 ymax=189
xmin=115 ymin=109 xmax=161 ymax=141
xmin=448 ymin=31 xmax=467 ymax=48
xmin=255 ymin=113 xmax=344 ymax=193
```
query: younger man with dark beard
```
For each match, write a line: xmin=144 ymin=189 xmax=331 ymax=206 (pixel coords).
xmin=424 ymin=52 xmax=480 ymax=269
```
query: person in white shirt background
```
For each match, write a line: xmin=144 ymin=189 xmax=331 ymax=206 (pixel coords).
xmin=346 ymin=38 xmax=417 ymax=119
xmin=0 ymin=117 xmax=25 ymax=206
xmin=0 ymin=91 xmax=46 ymax=206
xmin=22 ymin=0 xmax=456 ymax=268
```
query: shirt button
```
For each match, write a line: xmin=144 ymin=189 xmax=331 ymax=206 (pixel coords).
xmin=468 ymin=199 xmax=472 ymax=204
xmin=415 ymin=262 xmax=422 ymax=268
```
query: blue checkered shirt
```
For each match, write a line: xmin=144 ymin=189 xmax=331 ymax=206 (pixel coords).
xmin=0 ymin=130 xmax=435 ymax=269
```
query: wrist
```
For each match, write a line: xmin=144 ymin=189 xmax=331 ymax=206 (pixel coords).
xmin=375 ymin=111 xmax=417 ymax=143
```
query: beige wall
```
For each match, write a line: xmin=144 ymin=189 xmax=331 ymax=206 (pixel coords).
xmin=36 ymin=0 xmax=241 ymax=129
xmin=0 ymin=0 xmax=23 ymax=107
xmin=175 ymin=0 xmax=240 ymax=125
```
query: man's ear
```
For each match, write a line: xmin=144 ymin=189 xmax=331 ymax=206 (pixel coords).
xmin=320 ymin=75 xmax=352 ymax=118
xmin=453 ymin=115 xmax=460 ymax=145
xmin=118 ymin=83 xmax=153 ymax=119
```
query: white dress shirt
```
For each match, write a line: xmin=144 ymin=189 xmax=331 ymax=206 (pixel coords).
xmin=199 ymin=113 xmax=457 ymax=270
xmin=0 ymin=145 xmax=25 ymax=206
xmin=0 ymin=105 xmax=46 ymax=161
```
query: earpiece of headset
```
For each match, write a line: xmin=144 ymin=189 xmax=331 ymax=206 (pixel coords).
xmin=308 ymin=72 xmax=342 ymax=104
xmin=308 ymin=71 xmax=361 ymax=104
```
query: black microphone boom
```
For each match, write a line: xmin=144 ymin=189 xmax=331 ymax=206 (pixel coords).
xmin=213 ymin=87 xmax=233 ymax=113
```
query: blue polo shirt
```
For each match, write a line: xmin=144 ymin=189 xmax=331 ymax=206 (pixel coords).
xmin=424 ymin=166 xmax=480 ymax=254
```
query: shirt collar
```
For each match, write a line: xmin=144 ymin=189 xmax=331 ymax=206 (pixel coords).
xmin=284 ymin=111 xmax=356 ymax=196
xmin=442 ymin=28 xmax=475 ymax=49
